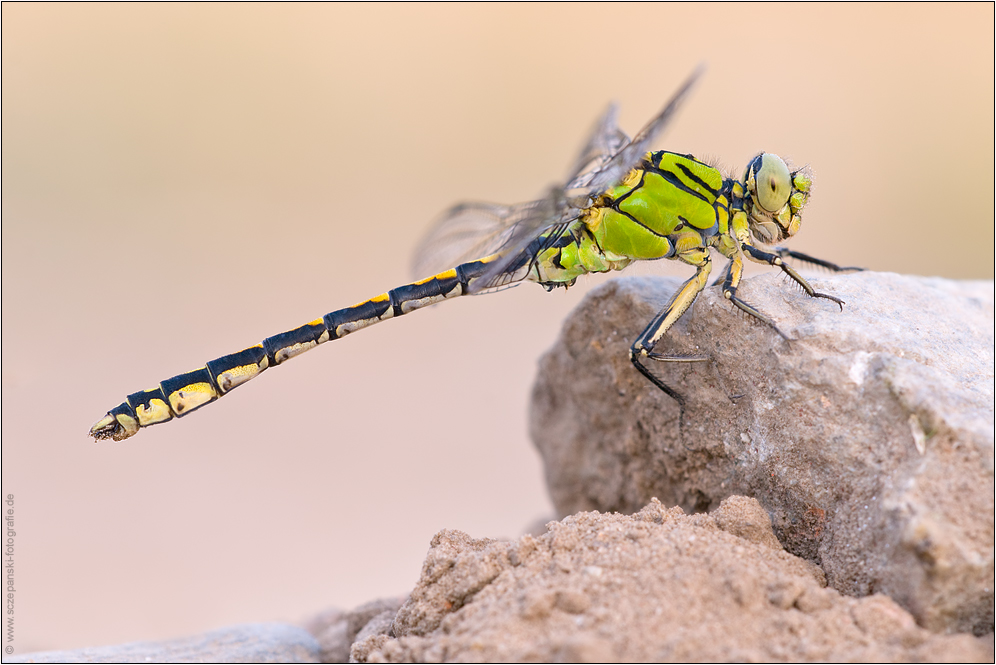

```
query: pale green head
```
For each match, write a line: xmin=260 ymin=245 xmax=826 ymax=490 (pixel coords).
xmin=743 ymin=153 xmax=811 ymax=245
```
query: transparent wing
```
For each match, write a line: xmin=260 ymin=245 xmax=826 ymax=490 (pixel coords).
xmin=564 ymin=103 xmax=630 ymax=192
xmin=479 ymin=217 xmax=580 ymax=291
xmin=462 ymin=187 xmax=581 ymax=294
xmin=583 ymin=66 xmax=703 ymax=194
xmin=411 ymin=200 xmax=547 ymax=279
xmin=412 ymin=103 xmax=628 ymax=281
xmin=465 ymin=70 xmax=702 ymax=293
xmin=412 ymin=67 xmax=704 ymax=291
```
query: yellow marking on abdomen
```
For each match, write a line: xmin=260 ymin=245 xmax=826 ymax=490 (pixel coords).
xmin=336 ymin=312 xmax=392 ymax=337
xmin=135 ymin=398 xmax=172 ymax=427
xmin=274 ymin=339 xmax=321 ymax=363
xmin=168 ymin=382 xmax=217 ymax=415
xmin=215 ymin=360 xmax=267 ymax=392
xmin=400 ymin=293 xmax=447 ymax=314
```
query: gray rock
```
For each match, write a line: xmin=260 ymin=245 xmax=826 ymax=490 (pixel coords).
xmin=7 ymin=622 xmax=321 ymax=663
xmin=352 ymin=499 xmax=992 ymax=662
xmin=303 ymin=596 xmax=405 ymax=663
xmin=530 ymin=271 xmax=994 ymax=635
xmin=348 ymin=610 xmax=398 ymax=663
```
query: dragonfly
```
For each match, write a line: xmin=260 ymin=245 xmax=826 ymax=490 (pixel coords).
xmin=89 ymin=69 xmax=859 ymax=442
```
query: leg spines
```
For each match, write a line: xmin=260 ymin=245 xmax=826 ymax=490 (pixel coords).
xmin=742 ymin=243 xmax=845 ymax=310
xmin=773 ymin=247 xmax=864 ymax=273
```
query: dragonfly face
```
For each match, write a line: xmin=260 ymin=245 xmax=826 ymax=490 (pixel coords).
xmin=741 ymin=152 xmax=812 ymax=246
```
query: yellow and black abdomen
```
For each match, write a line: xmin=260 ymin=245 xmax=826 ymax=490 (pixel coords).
xmin=89 ymin=258 xmax=502 ymax=441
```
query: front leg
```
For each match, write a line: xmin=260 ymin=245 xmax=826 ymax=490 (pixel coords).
xmin=718 ymin=250 xmax=789 ymax=340
xmin=772 ymin=247 xmax=864 ymax=273
xmin=741 ymin=243 xmax=845 ymax=310
xmin=629 ymin=249 xmax=711 ymax=405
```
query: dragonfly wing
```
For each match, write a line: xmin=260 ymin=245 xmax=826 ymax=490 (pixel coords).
xmin=564 ymin=103 xmax=630 ymax=192
xmin=413 ymin=102 xmax=627 ymax=282
xmin=464 ymin=189 xmax=583 ymax=293
xmin=411 ymin=200 xmax=548 ymax=279
xmin=467 ymin=69 xmax=703 ymax=293
xmin=583 ymin=66 xmax=703 ymax=195
xmin=414 ymin=67 xmax=703 ymax=292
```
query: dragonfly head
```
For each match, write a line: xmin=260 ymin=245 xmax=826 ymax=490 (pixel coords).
xmin=742 ymin=153 xmax=812 ymax=245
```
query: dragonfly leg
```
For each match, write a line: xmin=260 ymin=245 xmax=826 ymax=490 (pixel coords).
xmin=629 ymin=250 xmax=712 ymax=405
xmin=711 ymin=258 xmax=733 ymax=287
xmin=721 ymin=251 xmax=790 ymax=340
xmin=742 ymin=244 xmax=845 ymax=310
xmin=772 ymin=247 xmax=864 ymax=273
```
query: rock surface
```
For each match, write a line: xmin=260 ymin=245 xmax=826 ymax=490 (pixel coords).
xmin=530 ymin=271 xmax=994 ymax=635
xmin=7 ymin=622 xmax=321 ymax=663
xmin=351 ymin=497 xmax=991 ymax=663
xmin=303 ymin=596 xmax=406 ymax=663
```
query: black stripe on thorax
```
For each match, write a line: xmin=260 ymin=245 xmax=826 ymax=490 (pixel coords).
xmin=600 ymin=170 xmax=669 ymax=239
xmin=612 ymin=207 xmax=669 ymax=239
xmin=675 ymin=163 xmax=721 ymax=199
xmin=651 ymin=167 xmax=712 ymax=204
xmin=605 ymin=169 xmax=647 ymax=206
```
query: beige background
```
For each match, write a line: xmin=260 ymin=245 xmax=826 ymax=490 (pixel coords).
xmin=2 ymin=4 xmax=993 ymax=653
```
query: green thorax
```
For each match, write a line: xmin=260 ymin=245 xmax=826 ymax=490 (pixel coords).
xmin=531 ymin=151 xmax=735 ymax=288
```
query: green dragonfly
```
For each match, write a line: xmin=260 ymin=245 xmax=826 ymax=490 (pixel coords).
xmin=90 ymin=70 xmax=858 ymax=442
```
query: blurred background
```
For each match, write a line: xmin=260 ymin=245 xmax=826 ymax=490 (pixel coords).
xmin=2 ymin=4 xmax=992 ymax=653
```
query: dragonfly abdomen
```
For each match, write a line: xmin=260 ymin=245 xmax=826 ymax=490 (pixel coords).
xmin=89 ymin=257 xmax=500 ymax=441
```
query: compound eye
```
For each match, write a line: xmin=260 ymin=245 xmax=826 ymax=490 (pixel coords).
xmin=754 ymin=153 xmax=792 ymax=213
